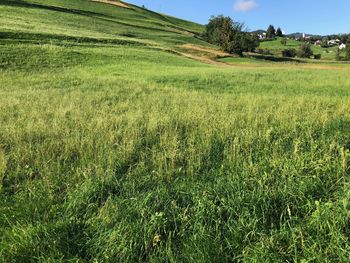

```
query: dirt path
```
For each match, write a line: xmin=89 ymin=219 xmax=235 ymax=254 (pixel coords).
xmin=92 ymin=0 xmax=130 ymax=8
xmin=178 ymin=52 xmax=232 ymax=67
xmin=181 ymin=44 xmax=230 ymax=58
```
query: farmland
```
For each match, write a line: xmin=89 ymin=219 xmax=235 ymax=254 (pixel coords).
xmin=1 ymin=0 xmax=350 ymax=262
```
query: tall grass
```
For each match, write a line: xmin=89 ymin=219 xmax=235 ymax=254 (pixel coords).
xmin=1 ymin=0 xmax=350 ymax=262
xmin=1 ymin=41 xmax=350 ymax=262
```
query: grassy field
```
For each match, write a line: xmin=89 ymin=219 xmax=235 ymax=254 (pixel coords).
xmin=1 ymin=0 xmax=350 ymax=262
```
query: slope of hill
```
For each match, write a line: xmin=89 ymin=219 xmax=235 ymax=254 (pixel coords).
xmin=1 ymin=1 xmax=350 ymax=262
xmin=0 ymin=0 xmax=205 ymax=46
xmin=1 ymin=0 xmax=232 ymax=66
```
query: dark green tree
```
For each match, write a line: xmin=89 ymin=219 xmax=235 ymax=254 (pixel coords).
xmin=340 ymin=34 xmax=348 ymax=44
xmin=244 ymin=33 xmax=260 ymax=52
xmin=266 ymin=25 xmax=276 ymax=38
xmin=203 ymin=16 xmax=234 ymax=50
xmin=203 ymin=15 xmax=259 ymax=56
xmin=276 ymin=27 xmax=283 ymax=37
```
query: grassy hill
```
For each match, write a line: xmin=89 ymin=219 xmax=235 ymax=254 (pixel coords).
xmin=0 ymin=0 xmax=205 ymax=45
xmin=1 ymin=1 xmax=350 ymax=262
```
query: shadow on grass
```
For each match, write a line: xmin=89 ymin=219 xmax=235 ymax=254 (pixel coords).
xmin=0 ymin=31 xmax=146 ymax=46
xmin=249 ymin=54 xmax=304 ymax=63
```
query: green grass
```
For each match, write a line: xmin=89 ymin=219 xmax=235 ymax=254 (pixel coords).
xmin=1 ymin=1 xmax=350 ymax=262
xmin=0 ymin=0 xmax=207 ymax=47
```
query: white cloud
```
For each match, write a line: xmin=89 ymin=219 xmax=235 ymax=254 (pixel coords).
xmin=234 ymin=0 xmax=258 ymax=12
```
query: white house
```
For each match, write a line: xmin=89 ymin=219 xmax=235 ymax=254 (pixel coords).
xmin=328 ymin=39 xmax=341 ymax=46
xmin=339 ymin=43 xmax=346 ymax=50
xmin=258 ymin=32 xmax=267 ymax=40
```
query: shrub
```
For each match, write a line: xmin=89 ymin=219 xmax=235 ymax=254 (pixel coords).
xmin=281 ymin=48 xmax=296 ymax=57
xmin=336 ymin=49 xmax=341 ymax=61
xmin=314 ymin=54 xmax=321 ymax=59
xmin=346 ymin=36 xmax=350 ymax=60
xmin=321 ymin=40 xmax=328 ymax=48
xmin=280 ymin=38 xmax=287 ymax=46
xmin=298 ymin=43 xmax=313 ymax=58
xmin=257 ymin=49 xmax=273 ymax=56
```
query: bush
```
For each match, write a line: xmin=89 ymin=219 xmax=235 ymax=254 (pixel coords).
xmin=281 ymin=48 xmax=296 ymax=57
xmin=336 ymin=49 xmax=341 ymax=61
xmin=321 ymin=40 xmax=328 ymax=48
xmin=257 ymin=49 xmax=273 ymax=56
xmin=298 ymin=43 xmax=313 ymax=58
xmin=346 ymin=36 xmax=350 ymax=60
xmin=280 ymin=38 xmax=287 ymax=46
xmin=314 ymin=54 xmax=321 ymax=59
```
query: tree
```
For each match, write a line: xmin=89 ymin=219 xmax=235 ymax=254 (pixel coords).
xmin=345 ymin=36 xmax=350 ymax=60
xmin=281 ymin=38 xmax=287 ymax=46
xmin=340 ymin=34 xmax=348 ymax=44
xmin=203 ymin=15 xmax=259 ymax=56
xmin=203 ymin=16 xmax=235 ymax=51
xmin=242 ymin=33 xmax=260 ymax=52
xmin=297 ymin=43 xmax=313 ymax=58
xmin=346 ymin=34 xmax=350 ymax=44
xmin=225 ymin=24 xmax=259 ymax=55
xmin=266 ymin=25 xmax=276 ymax=39
xmin=276 ymin=27 xmax=283 ymax=37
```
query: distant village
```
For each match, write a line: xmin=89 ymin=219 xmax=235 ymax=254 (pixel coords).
xmin=257 ymin=31 xmax=347 ymax=50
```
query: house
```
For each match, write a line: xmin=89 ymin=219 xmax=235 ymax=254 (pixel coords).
xmin=328 ymin=39 xmax=341 ymax=46
xmin=314 ymin=40 xmax=322 ymax=46
xmin=339 ymin=43 xmax=347 ymax=50
xmin=302 ymin=33 xmax=311 ymax=40
xmin=258 ymin=32 xmax=267 ymax=40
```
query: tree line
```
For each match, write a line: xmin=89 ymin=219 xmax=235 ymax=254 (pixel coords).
xmin=266 ymin=25 xmax=283 ymax=38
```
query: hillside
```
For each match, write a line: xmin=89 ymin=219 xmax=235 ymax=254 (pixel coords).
xmin=1 ymin=1 xmax=350 ymax=262
xmin=1 ymin=0 xmax=204 ymax=45
xmin=1 ymin=0 xmax=235 ymax=67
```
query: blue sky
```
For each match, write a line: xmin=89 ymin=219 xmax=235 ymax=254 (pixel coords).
xmin=127 ymin=0 xmax=350 ymax=35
